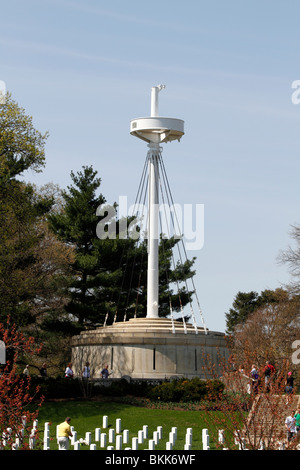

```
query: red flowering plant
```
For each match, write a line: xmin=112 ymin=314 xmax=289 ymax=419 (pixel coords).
xmin=0 ymin=317 xmax=44 ymax=450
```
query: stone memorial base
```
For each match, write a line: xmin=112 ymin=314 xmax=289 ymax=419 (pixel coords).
xmin=71 ymin=317 xmax=228 ymax=380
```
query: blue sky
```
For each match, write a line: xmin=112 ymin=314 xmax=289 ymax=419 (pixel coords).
xmin=1 ymin=0 xmax=300 ymax=332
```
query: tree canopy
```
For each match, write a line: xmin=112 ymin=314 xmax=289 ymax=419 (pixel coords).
xmin=0 ymin=94 xmax=47 ymax=180
xmin=225 ymin=289 xmax=289 ymax=335
xmin=227 ymin=288 xmax=300 ymax=368
xmin=0 ymin=95 xmax=72 ymax=326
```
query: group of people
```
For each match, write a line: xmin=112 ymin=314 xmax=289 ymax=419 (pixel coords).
xmin=22 ymin=363 xmax=47 ymax=377
xmin=248 ymin=362 xmax=294 ymax=395
xmin=245 ymin=362 xmax=275 ymax=394
xmin=20 ymin=361 xmax=112 ymax=380
xmin=64 ymin=362 xmax=112 ymax=380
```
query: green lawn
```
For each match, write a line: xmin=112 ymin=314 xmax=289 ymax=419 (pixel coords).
xmin=35 ymin=400 xmax=225 ymax=450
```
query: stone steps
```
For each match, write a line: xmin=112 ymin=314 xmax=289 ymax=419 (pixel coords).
xmin=102 ymin=318 xmax=203 ymax=333
xmin=244 ymin=394 xmax=300 ymax=449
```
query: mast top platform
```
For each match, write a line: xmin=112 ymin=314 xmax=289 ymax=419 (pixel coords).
xmin=130 ymin=85 xmax=184 ymax=145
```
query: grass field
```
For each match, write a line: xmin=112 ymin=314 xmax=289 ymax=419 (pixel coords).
xmin=35 ymin=400 xmax=225 ymax=450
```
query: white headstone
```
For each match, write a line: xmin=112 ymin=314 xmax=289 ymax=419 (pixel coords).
xmin=29 ymin=436 xmax=36 ymax=449
xmin=103 ymin=416 xmax=108 ymax=428
xmin=169 ymin=431 xmax=176 ymax=445
xmin=109 ymin=428 xmax=115 ymax=443
xmin=100 ymin=433 xmax=107 ymax=448
xmin=132 ymin=437 xmax=138 ymax=450
xmin=95 ymin=428 xmax=101 ymax=441
xmin=138 ymin=430 xmax=144 ymax=444
xmin=43 ymin=429 xmax=50 ymax=449
xmin=116 ymin=435 xmax=122 ymax=450
xmin=116 ymin=418 xmax=122 ymax=433
xmin=185 ymin=433 xmax=192 ymax=445
xmin=148 ymin=439 xmax=155 ymax=450
xmin=218 ymin=429 xmax=224 ymax=444
xmin=154 ymin=430 xmax=160 ymax=444
xmin=123 ymin=429 xmax=129 ymax=444
xmin=203 ymin=434 xmax=210 ymax=450
xmin=71 ymin=431 xmax=77 ymax=445
xmin=143 ymin=425 xmax=148 ymax=439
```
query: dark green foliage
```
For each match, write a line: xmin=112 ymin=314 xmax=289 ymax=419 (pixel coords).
xmin=0 ymin=96 xmax=54 ymax=326
xmin=48 ymin=165 xmax=196 ymax=327
xmin=225 ymin=289 xmax=289 ymax=335
xmin=148 ymin=377 xmax=225 ymax=403
xmin=48 ymin=165 xmax=144 ymax=325
xmin=29 ymin=376 xmax=83 ymax=400
xmin=27 ymin=376 xmax=224 ymax=404
xmin=0 ymin=94 xmax=47 ymax=180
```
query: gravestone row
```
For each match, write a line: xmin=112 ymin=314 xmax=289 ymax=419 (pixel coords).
xmin=1 ymin=415 xmax=230 ymax=450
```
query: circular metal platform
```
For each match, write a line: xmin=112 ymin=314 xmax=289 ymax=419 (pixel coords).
xmin=130 ymin=116 xmax=184 ymax=144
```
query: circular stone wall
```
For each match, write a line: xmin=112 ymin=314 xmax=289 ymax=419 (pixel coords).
xmin=71 ymin=318 xmax=228 ymax=380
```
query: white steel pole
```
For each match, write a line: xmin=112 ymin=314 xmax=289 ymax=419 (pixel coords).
xmin=146 ymin=143 xmax=160 ymax=319
xmin=146 ymin=85 xmax=166 ymax=319
xmin=151 ymin=84 xmax=165 ymax=117
xmin=146 ymin=85 xmax=165 ymax=319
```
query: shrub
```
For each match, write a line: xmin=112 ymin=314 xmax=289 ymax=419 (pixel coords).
xmin=29 ymin=376 xmax=83 ymax=400
xmin=147 ymin=377 xmax=225 ymax=403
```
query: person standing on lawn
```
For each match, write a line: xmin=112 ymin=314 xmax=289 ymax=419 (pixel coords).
xmin=57 ymin=417 xmax=73 ymax=450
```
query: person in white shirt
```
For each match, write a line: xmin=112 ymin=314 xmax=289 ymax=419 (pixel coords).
xmin=82 ymin=361 xmax=90 ymax=380
xmin=65 ymin=362 xmax=73 ymax=378
xmin=285 ymin=413 xmax=296 ymax=442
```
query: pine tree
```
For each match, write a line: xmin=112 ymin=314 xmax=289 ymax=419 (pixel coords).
xmin=48 ymin=165 xmax=196 ymax=326
xmin=48 ymin=166 xmax=122 ymax=325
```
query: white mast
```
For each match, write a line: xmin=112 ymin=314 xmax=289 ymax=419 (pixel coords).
xmin=130 ymin=85 xmax=184 ymax=319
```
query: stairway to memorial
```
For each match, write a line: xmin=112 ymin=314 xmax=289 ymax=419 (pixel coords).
xmin=243 ymin=394 xmax=300 ymax=449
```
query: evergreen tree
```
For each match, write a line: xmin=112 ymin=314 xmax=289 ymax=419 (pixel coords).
xmin=48 ymin=165 xmax=196 ymax=326
xmin=225 ymin=291 xmax=259 ymax=335
xmin=225 ymin=288 xmax=289 ymax=335
xmin=48 ymin=166 xmax=124 ymax=325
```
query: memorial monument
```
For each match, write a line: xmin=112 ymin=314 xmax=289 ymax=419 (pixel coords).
xmin=71 ymin=85 xmax=227 ymax=379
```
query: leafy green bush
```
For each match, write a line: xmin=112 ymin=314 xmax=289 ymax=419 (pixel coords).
xmin=147 ymin=377 xmax=224 ymax=403
xmin=27 ymin=375 xmax=225 ymax=404
xmin=97 ymin=378 xmax=152 ymax=397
